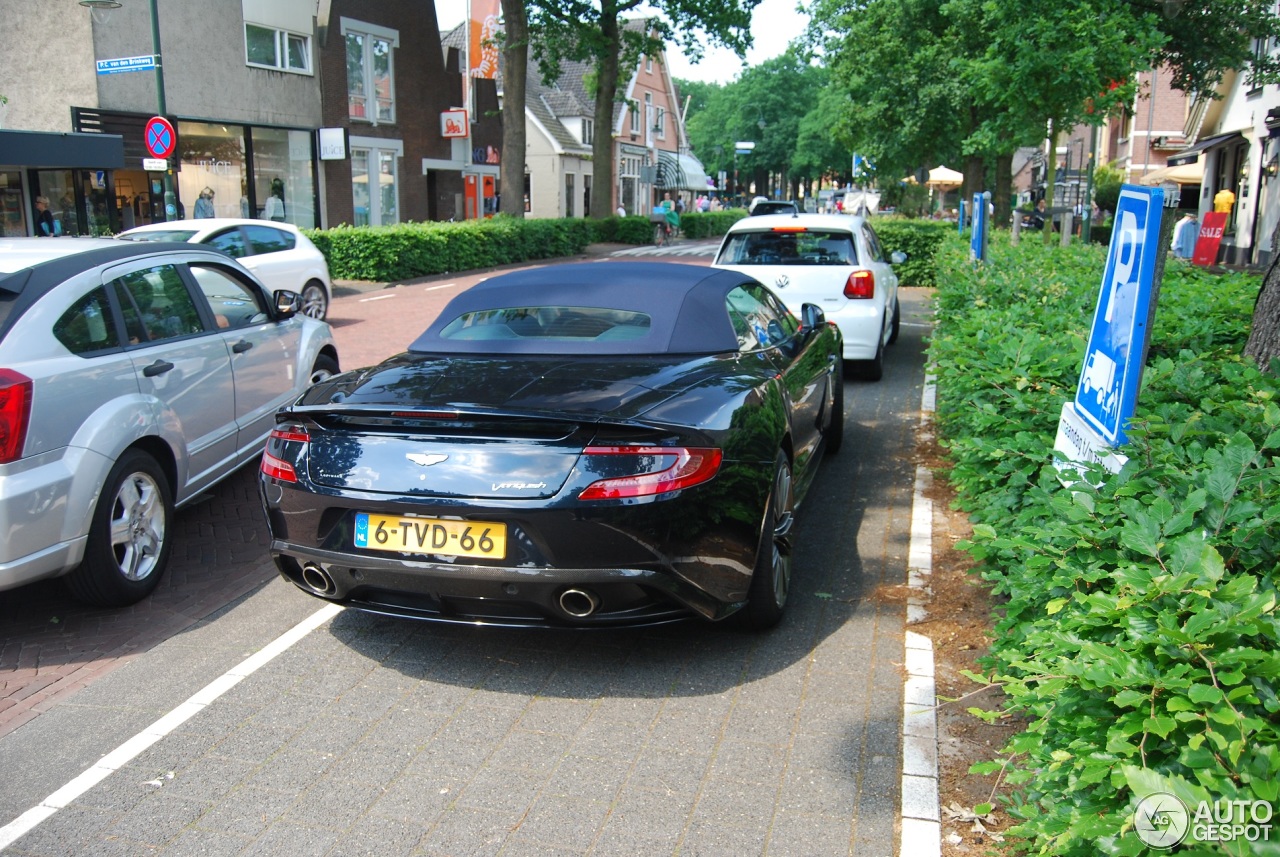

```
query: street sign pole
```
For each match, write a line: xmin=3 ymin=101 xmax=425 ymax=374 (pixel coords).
xmin=148 ymin=0 xmax=176 ymax=221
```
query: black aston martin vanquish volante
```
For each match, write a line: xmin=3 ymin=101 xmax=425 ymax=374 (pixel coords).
xmin=259 ymin=261 xmax=844 ymax=629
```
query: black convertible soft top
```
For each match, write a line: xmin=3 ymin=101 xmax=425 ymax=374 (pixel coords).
xmin=409 ymin=261 xmax=753 ymax=356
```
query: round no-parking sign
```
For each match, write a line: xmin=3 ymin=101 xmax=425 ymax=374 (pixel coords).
xmin=144 ymin=116 xmax=177 ymax=160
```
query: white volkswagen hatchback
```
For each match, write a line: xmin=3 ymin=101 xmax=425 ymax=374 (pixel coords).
xmin=712 ymin=214 xmax=905 ymax=379
xmin=119 ymin=218 xmax=333 ymax=320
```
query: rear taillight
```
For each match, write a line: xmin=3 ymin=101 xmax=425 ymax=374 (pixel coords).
xmin=0 ymin=369 xmax=33 ymax=465
xmin=261 ymin=425 xmax=311 ymax=482
xmin=578 ymin=446 xmax=723 ymax=500
xmin=844 ymin=270 xmax=875 ymax=299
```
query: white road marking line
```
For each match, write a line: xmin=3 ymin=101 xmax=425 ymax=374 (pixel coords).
xmin=425 ymin=283 xmax=457 ymax=291
xmin=359 ymin=293 xmax=397 ymax=302
xmin=0 ymin=604 xmax=343 ymax=852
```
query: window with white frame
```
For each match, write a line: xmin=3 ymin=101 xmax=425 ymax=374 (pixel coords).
xmin=582 ymin=118 xmax=594 ymax=146
xmin=630 ymin=102 xmax=640 ymax=135
xmin=343 ymin=18 xmax=397 ymax=124
xmin=245 ymin=23 xmax=311 ymax=73
xmin=655 ymin=107 xmax=666 ymax=139
xmin=350 ymin=138 xmax=402 ymax=226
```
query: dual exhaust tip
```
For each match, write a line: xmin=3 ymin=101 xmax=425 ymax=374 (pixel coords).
xmin=302 ymin=564 xmax=601 ymax=620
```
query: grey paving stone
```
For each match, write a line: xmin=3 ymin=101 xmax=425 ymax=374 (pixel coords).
xmin=538 ymin=751 xmax=628 ymax=801
xmin=187 ymin=784 xmax=296 ymax=838
xmin=365 ymin=773 xmax=457 ymax=825
xmin=417 ymin=805 xmax=519 ymax=856
xmin=512 ymin=794 xmax=610 ymax=851
xmin=102 ymin=794 xmax=211 ymax=846
xmin=453 ymin=766 xmax=548 ymax=813
xmin=245 ymin=819 xmax=341 ymax=856
xmin=327 ymin=814 xmax=427 ymax=857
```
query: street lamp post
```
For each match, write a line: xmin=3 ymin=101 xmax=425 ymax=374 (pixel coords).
xmin=80 ymin=0 xmax=177 ymax=222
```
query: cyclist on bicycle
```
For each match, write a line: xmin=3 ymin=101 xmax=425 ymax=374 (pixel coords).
xmin=661 ymin=192 xmax=680 ymax=239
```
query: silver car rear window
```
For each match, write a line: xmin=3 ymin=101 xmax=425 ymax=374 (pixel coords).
xmin=718 ymin=230 xmax=858 ymax=266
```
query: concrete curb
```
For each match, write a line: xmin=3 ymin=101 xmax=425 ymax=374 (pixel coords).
xmin=901 ymin=374 xmax=941 ymax=857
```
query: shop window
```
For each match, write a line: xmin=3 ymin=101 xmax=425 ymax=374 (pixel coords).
xmin=251 ymin=127 xmax=316 ymax=228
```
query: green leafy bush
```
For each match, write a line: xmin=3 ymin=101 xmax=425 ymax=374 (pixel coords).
xmin=306 ymin=216 xmax=595 ymax=281
xmin=678 ymin=209 xmax=747 ymax=239
xmin=873 ymin=219 xmax=953 ymax=287
xmin=930 ymin=232 xmax=1280 ymax=855
xmin=305 ymin=211 xmax=748 ymax=281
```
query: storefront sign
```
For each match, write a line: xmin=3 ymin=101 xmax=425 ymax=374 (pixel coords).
xmin=1192 ymin=211 xmax=1228 ymax=267
xmin=96 ymin=55 xmax=157 ymax=75
xmin=318 ymin=127 xmax=348 ymax=160
xmin=441 ymin=110 xmax=469 ymax=139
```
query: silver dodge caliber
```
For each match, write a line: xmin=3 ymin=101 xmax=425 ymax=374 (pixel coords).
xmin=0 ymin=238 xmax=339 ymax=606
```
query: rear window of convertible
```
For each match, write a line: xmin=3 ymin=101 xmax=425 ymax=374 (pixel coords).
xmin=438 ymin=306 xmax=652 ymax=343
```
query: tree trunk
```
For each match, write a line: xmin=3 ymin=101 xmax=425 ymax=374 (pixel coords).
xmin=498 ymin=0 xmax=528 ymax=218
xmin=590 ymin=7 xmax=621 ymax=219
xmin=993 ymin=152 xmax=1013 ymax=229
xmin=1244 ymin=221 xmax=1280 ymax=372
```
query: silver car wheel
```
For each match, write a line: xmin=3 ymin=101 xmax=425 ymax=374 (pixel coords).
xmin=109 ymin=470 xmax=166 ymax=582
xmin=301 ymin=282 xmax=329 ymax=320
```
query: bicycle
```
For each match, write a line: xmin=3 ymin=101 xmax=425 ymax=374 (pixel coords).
xmin=653 ymin=221 xmax=672 ymax=247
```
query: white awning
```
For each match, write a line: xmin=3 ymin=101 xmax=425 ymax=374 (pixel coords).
xmin=657 ymin=151 xmax=712 ymax=191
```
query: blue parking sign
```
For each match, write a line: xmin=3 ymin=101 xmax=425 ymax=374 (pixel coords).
xmin=1074 ymin=184 xmax=1164 ymax=445
xmin=970 ymin=192 xmax=988 ymax=263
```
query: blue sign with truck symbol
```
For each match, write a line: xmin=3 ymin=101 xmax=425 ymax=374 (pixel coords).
xmin=1073 ymin=184 xmax=1163 ymax=446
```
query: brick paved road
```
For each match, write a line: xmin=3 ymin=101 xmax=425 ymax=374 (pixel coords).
xmin=0 ymin=247 xmax=931 ymax=856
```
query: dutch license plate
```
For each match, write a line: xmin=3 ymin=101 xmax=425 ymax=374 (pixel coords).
xmin=354 ymin=513 xmax=507 ymax=559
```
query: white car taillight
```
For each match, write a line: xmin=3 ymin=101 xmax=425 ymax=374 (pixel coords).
xmin=844 ymin=270 xmax=875 ymax=299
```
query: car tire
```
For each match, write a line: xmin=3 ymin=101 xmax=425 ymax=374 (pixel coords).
xmin=825 ymin=360 xmax=845 ymax=455
xmin=888 ymin=297 xmax=901 ymax=345
xmin=301 ymin=281 xmax=329 ymax=320
xmin=309 ymin=353 xmax=339 ymax=385
xmin=855 ymin=337 xmax=884 ymax=382
xmin=65 ymin=449 xmax=173 ymax=607
xmin=742 ymin=452 xmax=795 ymax=631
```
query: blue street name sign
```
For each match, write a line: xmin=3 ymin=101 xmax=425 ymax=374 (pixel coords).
xmin=96 ymin=55 xmax=158 ymax=75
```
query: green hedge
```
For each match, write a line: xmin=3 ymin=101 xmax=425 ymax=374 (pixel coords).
xmin=872 ymin=218 xmax=952 ymax=287
xmin=305 ymin=211 xmax=750 ymax=281
xmin=929 ymin=232 xmax=1279 ymax=855
xmin=678 ymin=209 xmax=748 ymax=238
xmin=306 ymin=216 xmax=596 ymax=281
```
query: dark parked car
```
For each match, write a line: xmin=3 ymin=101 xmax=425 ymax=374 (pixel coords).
xmin=750 ymin=199 xmax=801 ymax=217
xmin=260 ymin=262 xmax=844 ymax=629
